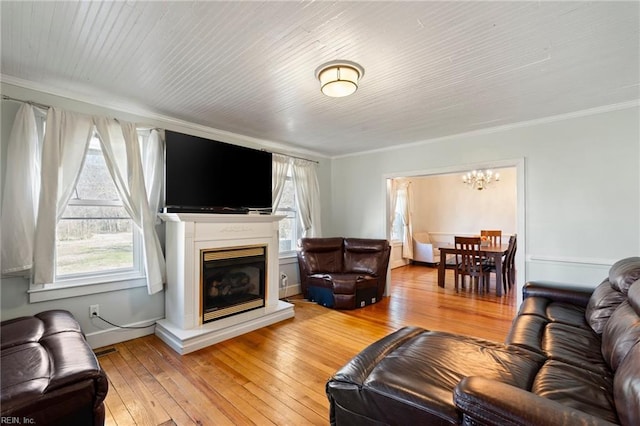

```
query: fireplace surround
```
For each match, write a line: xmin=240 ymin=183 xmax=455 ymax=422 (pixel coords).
xmin=156 ymin=213 xmax=294 ymax=354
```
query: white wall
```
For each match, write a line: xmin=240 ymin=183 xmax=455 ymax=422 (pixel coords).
xmin=0 ymin=82 xmax=328 ymax=348
xmin=328 ymin=105 xmax=640 ymax=305
xmin=410 ymin=168 xmax=517 ymax=242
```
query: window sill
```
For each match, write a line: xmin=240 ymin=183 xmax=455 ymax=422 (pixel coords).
xmin=279 ymin=252 xmax=298 ymax=263
xmin=28 ymin=274 xmax=147 ymax=303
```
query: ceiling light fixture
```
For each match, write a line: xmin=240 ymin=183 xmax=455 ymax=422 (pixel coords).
xmin=315 ymin=60 xmax=365 ymax=98
xmin=462 ymin=169 xmax=500 ymax=191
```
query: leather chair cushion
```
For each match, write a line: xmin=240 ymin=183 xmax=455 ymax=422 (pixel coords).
xmin=298 ymin=237 xmax=344 ymax=274
xmin=586 ymin=279 xmax=627 ymax=334
xmin=343 ymin=238 xmax=389 ymax=275
xmin=532 ymin=360 xmax=618 ymax=423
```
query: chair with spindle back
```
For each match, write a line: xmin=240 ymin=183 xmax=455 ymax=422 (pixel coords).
xmin=453 ymin=236 xmax=491 ymax=292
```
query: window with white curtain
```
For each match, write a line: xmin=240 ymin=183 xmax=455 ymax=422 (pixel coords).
xmin=55 ymin=134 xmax=143 ymax=283
xmin=276 ymin=169 xmax=300 ymax=254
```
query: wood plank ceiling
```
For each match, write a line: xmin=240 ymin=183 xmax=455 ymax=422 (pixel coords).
xmin=1 ymin=1 xmax=638 ymax=157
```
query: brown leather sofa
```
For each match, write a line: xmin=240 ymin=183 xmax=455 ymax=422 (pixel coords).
xmin=297 ymin=237 xmax=391 ymax=309
xmin=1 ymin=310 xmax=109 ymax=426
xmin=326 ymin=256 xmax=640 ymax=425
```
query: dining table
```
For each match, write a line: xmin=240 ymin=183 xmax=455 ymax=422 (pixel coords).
xmin=437 ymin=242 xmax=510 ymax=296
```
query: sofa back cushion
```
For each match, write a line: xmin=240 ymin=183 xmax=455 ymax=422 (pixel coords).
xmin=609 ymin=257 xmax=640 ymax=293
xmin=343 ymin=238 xmax=390 ymax=275
xmin=298 ymin=237 xmax=344 ymax=274
xmin=586 ymin=279 xmax=627 ymax=334
xmin=601 ymin=280 xmax=640 ymax=371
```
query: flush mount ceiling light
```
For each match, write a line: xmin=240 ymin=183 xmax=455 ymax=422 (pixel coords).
xmin=315 ymin=60 xmax=365 ymax=97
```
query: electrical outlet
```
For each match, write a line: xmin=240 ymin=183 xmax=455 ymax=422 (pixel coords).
xmin=281 ymin=273 xmax=288 ymax=289
xmin=89 ymin=304 xmax=99 ymax=318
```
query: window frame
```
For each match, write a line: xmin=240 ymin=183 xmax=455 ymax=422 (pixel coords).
xmin=29 ymin=134 xmax=147 ymax=302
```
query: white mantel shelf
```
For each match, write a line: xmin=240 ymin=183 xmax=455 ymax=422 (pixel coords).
xmin=159 ymin=212 xmax=286 ymax=224
xmin=155 ymin=212 xmax=294 ymax=354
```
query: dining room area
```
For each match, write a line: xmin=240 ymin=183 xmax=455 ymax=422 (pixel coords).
xmin=388 ymin=166 xmax=518 ymax=298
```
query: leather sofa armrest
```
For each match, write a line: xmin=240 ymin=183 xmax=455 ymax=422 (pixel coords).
xmin=454 ymin=376 xmax=616 ymax=426
xmin=523 ymin=281 xmax=594 ymax=308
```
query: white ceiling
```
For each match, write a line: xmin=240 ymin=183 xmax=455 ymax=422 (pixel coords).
xmin=1 ymin=1 xmax=639 ymax=157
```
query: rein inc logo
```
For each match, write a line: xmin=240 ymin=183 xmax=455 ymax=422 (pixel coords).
xmin=1 ymin=417 xmax=35 ymax=425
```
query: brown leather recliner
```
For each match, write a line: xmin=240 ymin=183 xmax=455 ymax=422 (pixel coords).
xmin=297 ymin=237 xmax=391 ymax=309
xmin=1 ymin=310 xmax=109 ymax=426
xmin=327 ymin=256 xmax=640 ymax=425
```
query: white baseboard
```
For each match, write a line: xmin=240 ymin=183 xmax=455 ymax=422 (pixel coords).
xmin=85 ymin=316 xmax=163 ymax=349
xmin=279 ymin=283 xmax=301 ymax=299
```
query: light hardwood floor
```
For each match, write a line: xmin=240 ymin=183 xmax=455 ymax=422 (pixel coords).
xmin=98 ymin=264 xmax=517 ymax=426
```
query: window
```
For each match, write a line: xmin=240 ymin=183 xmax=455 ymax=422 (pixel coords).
xmin=276 ymin=171 xmax=299 ymax=254
xmin=55 ymin=135 xmax=143 ymax=282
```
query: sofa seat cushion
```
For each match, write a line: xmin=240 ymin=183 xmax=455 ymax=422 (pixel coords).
xmin=330 ymin=274 xmax=378 ymax=294
xmin=327 ymin=326 xmax=545 ymax=425
xmin=532 ymin=360 xmax=618 ymax=423
xmin=305 ymin=273 xmax=334 ymax=289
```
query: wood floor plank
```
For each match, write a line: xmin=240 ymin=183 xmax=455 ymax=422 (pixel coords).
xmin=121 ymin=339 xmax=196 ymax=426
xmin=99 ymin=264 xmax=516 ymax=425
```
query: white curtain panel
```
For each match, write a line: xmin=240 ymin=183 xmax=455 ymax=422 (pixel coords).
xmin=401 ymin=182 xmax=414 ymax=260
xmin=1 ymin=104 xmax=40 ymax=274
xmin=291 ymin=158 xmax=322 ymax=237
xmin=95 ymin=118 xmax=165 ymax=294
xmin=271 ymin=154 xmax=290 ymax=211
xmin=388 ymin=179 xmax=398 ymax=240
xmin=141 ymin=129 xmax=165 ymax=221
xmin=33 ymin=108 xmax=94 ymax=285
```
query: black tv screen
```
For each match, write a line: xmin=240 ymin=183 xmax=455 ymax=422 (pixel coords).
xmin=164 ymin=130 xmax=272 ymax=213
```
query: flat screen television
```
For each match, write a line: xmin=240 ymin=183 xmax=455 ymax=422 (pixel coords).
xmin=164 ymin=130 xmax=272 ymax=214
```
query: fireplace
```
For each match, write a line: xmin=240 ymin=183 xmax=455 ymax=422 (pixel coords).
xmin=201 ymin=245 xmax=266 ymax=323
xmin=155 ymin=213 xmax=294 ymax=354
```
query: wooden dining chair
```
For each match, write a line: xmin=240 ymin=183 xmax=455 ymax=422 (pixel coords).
xmin=486 ymin=234 xmax=517 ymax=293
xmin=480 ymin=230 xmax=502 ymax=246
xmin=453 ymin=236 xmax=491 ymax=292
xmin=504 ymin=234 xmax=517 ymax=290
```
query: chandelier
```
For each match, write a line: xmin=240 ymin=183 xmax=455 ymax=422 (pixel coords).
xmin=462 ymin=169 xmax=500 ymax=190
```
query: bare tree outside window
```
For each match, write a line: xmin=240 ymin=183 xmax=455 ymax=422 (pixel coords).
xmin=56 ymin=136 xmax=139 ymax=277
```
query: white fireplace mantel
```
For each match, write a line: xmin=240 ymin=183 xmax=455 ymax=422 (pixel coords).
xmin=155 ymin=213 xmax=295 ymax=354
